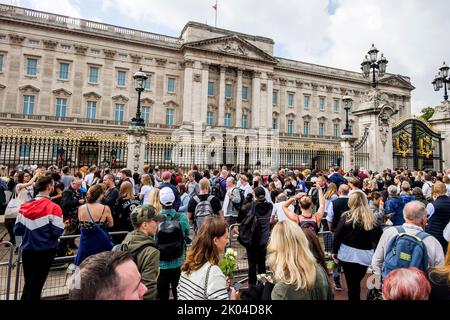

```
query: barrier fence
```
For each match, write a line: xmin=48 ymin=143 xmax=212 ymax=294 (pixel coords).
xmin=1 ymin=225 xmax=334 ymax=300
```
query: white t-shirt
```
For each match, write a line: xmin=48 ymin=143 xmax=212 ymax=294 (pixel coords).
xmin=271 ymin=202 xmax=295 ymax=222
xmin=140 ymin=185 xmax=153 ymax=204
xmin=84 ymin=173 xmax=94 ymax=187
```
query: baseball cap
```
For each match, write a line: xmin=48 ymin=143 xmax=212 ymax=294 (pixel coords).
xmin=130 ymin=204 xmax=164 ymax=226
xmin=161 ymin=171 xmax=172 ymax=181
xmin=160 ymin=187 xmax=175 ymax=206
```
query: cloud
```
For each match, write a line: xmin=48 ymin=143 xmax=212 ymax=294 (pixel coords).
xmin=18 ymin=0 xmax=81 ymax=17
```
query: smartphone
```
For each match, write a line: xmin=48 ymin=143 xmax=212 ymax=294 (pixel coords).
xmin=232 ymin=282 xmax=242 ymax=291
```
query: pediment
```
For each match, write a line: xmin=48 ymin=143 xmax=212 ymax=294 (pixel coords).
xmin=332 ymin=117 xmax=341 ymax=122
xmin=163 ymin=100 xmax=179 ymax=108
xmin=19 ymin=85 xmax=40 ymax=93
xmin=378 ymin=75 xmax=415 ymax=90
xmin=0 ymin=84 xmax=5 ymax=89
xmin=52 ymin=88 xmax=72 ymax=96
xmin=83 ymin=91 xmax=101 ymax=100
xmin=286 ymin=112 xmax=297 ymax=117
xmin=112 ymin=94 xmax=129 ymax=102
xmin=317 ymin=116 xmax=327 ymax=121
xmin=183 ymin=35 xmax=277 ymax=64
xmin=302 ymin=115 xmax=312 ymax=120
xmin=140 ymin=97 xmax=155 ymax=105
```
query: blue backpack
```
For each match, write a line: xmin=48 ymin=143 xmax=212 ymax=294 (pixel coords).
xmin=382 ymin=226 xmax=430 ymax=279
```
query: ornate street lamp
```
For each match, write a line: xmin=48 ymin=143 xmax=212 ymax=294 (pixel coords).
xmin=131 ymin=67 xmax=148 ymax=127
xmin=432 ymin=62 xmax=449 ymax=101
xmin=361 ymin=44 xmax=389 ymax=88
xmin=342 ymin=95 xmax=353 ymax=136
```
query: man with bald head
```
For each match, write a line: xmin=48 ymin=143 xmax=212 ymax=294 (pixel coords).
xmin=326 ymin=183 xmax=350 ymax=232
xmin=372 ymin=201 xmax=444 ymax=276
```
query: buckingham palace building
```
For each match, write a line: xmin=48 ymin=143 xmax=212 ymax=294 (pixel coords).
xmin=0 ymin=4 xmax=415 ymax=171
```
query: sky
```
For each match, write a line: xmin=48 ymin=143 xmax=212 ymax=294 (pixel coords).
xmin=3 ymin=0 xmax=450 ymax=115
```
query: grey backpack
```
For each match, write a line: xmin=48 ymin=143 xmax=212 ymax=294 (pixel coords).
xmin=193 ymin=195 xmax=215 ymax=232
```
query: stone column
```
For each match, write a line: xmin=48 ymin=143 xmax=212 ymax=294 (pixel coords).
xmin=236 ymin=68 xmax=243 ymax=128
xmin=40 ymin=40 xmax=58 ymax=115
xmin=352 ymin=89 xmax=396 ymax=172
xmin=127 ymin=126 xmax=148 ymax=173
xmin=182 ymin=59 xmax=194 ymax=126
xmin=72 ymin=44 xmax=89 ymax=117
xmin=102 ymin=49 xmax=116 ymax=119
xmin=429 ymin=101 xmax=450 ymax=170
xmin=218 ymin=66 xmax=226 ymax=126
xmin=266 ymin=73 xmax=274 ymax=130
xmin=251 ymin=71 xmax=261 ymax=128
xmin=200 ymin=62 xmax=209 ymax=125
xmin=340 ymin=135 xmax=356 ymax=172
xmin=5 ymin=34 xmax=25 ymax=113
xmin=279 ymin=78 xmax=287 ymax=133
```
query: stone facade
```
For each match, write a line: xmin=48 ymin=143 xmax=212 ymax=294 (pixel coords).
xmin=0 ymin=4 xmax=415 ymax=169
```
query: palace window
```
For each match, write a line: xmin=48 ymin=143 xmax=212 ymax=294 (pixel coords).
xmin=304 ymin=95 xmax=310 ymax=109
xmin=303 ymin=121 xmax=310 ymax=135
xmin=272 ymin=118 xmax=278 ymax=130
xmin=208 ymin=81 xmax=214 ymax=96
xmin=333 ymin=123 xmax=340 ymax=138
xmin=23 ymin=95 xmax=35 ymax=115
xmin=242 ymin=114 xmax=248 ymax=129
xmin=59 ymin=63 xmax=69 ymax=80
xmin=319 ymin=97 xmax=325 ymax=111
xmin=224 ymin=113 xmax=232 ymax=128
xmin=89 ymin=66 xmax=99 ymax=83
xmin=288 ymin=93 xmax=294 ymax=108
xmin=0 ymin=54 xmax=3 ymax=72
xmin=287 ymin=120 xmax=294 ymax=135
xmin=144 ymin=74 xmax=152 ymax=91
xmin=273 ymin=90 xmax=278 ymax=105
xmin=56 ymin=98 xmax=67 ymax=117
xmin=242 ymin=86 xmax=248 ymax=100
xmin=115 ymin=104 xmax=125 ymax=122
xmin=86 ymin=101 xmax=96 ymax=119
xmin=166 ymin=108 xmax=174 ymax=125
xmin=117 ymin=71 xmax=126 ymax=86
xmin=225 ymin=84 xmax=233 ymax=98
xmin=142 ymin=106 xmax=151 ymax=123
xmin=333 ymin=99 xmax=339 ymax=113
xmin=26 ymin=58 xmax=37 ymax=76
xmin=207 ymin=111 xmax=214 ymax=126
xmin=164 ymin=148 xmax=172 ymax=161
xmin=167 ymin=78 xmax=176 ymax=93
xmin=319 ymin=123 xmax=325 ymax=137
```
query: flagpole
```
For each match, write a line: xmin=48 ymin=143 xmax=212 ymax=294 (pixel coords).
xmin=215 ymin=0 xmax=218 ymax=27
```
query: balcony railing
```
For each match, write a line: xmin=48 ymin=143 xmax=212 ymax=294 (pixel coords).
xmin=0 ymin=4 xmax=182 ymax=47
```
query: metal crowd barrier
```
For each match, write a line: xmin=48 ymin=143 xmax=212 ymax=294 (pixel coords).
xmin=0 ymin=241 xmax=13 ymax=300
xmin=11 ymin=231 xmax=129 ymax=300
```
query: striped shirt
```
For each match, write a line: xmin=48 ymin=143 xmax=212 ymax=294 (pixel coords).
xmin=178 ymin=263 xmax=229 ymax=300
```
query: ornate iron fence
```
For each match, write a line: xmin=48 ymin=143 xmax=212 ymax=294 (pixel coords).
xmin=353 ymin=128 xmax=370 ymax=170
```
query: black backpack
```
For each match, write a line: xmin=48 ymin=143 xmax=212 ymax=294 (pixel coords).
xmin=232 ymin=188 xmax=245 ymax=211
xmin=212 ymin=178 xmax=226 ymax=200
xmin=157 ymin=213 xmax=184 ymax=261
xmin=237 ymin=203 xmax=260 ymax=248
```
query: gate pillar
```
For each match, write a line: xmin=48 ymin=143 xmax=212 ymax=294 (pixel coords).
xmin=353 ymin=89 xmax=396 ymax=172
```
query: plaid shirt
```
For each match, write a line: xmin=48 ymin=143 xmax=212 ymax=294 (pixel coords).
xmin=159 ymin=209 xmax=190 ymax=270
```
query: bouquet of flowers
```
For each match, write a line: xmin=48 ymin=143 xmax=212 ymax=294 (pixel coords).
xmin=219 ymin=248 xmax=238 ymax=278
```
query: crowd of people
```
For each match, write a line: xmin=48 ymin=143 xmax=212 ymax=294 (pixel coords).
xmin=0 ymin=164 xmax=449 ymax=301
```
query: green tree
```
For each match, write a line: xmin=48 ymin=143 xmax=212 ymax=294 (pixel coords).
xmin=420 ymin=106 xmax=435 ymax=121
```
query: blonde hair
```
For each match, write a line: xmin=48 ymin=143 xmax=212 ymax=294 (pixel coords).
xmin=119 ymin=181 xmax=134 ymax=199
xmin=345 ymin=191 xmax=375 ymax=231
xmin=141 ymin=174 xmax=152 ymax=187
xmin=147 ymin=187 xmax=162 ymax=213
xmin=324 ymin=183 xmax=338 ymax=200
xmin=267 ymin=220 xmax=317 ymax=290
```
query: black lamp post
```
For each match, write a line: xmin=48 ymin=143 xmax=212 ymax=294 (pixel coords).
xmin=131 ymin=67 xmax=148 ymax=127
xmin=361 ymin=44 xmax=389 ymax=88
xmin=432 ymin=61 xmax=449 ymax=101
xmin=342 ymin=95 xmax=353 ymax=136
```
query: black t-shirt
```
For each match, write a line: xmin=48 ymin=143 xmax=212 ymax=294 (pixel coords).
xmin=188 ymin=194 xmax=222 ymax=216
